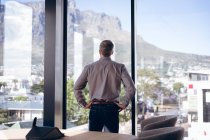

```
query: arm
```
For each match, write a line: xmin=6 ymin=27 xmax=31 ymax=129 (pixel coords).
xmin=74 ymin=66 xmax=88 ymax=108
xmin=120 ymin=65 xmax=136 ymax=108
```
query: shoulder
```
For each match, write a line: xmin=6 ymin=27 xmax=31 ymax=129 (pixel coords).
xmin=83 ymin=61 xmax=99 ymax=70
xmin=111 ymin=60 xmax=123 ymax=66
xmin=111 ymin=61 xmax=125 ymax=68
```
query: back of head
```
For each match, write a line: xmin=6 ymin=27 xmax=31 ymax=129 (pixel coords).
xmin=99 ymin=40 xmax=114 ymax=57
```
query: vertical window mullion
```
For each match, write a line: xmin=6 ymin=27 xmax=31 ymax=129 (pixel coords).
xmin=44 ymin=0 xmax=56 ymax=127
xmin=131 ymin=0 xmax=137 ymax=135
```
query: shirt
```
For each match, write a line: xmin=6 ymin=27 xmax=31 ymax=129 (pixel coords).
xmin=74 ymin=57 xmax=136 ymax=108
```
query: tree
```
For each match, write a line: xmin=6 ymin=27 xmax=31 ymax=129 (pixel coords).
xmin=31 ymin=80 xmax=44 ymax=94
xmin=173 ymin=82 xmax=184 ymax=94
xmin=119 ymin=86 xmax=131 ymax=122
xmin=0 ymin=82 xmax=7 ymax=93
xmin=66 ymin=79 xmax=89 ymax=125
xmin=0 ymin=110 xmax=8 ymax=124
xmin=137 ymin=69 xmax=160 ymax=102
xmin=0 ymin=82 xmax=7 ymax=88
xmin=173 ymin=82 xmax=184 ymax=109
xmin=14 ymin=96 xmax=28 ymax=101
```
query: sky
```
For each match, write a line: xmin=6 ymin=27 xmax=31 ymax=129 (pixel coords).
xmin=76 ymin=0 xmax=210 ymax=56
xmin=137 ymin=0 xmax=210 ymax=56
xmin=5 ymin=0 xmax=210 ymax=56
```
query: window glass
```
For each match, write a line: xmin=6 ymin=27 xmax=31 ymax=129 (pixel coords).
xmin=136 ymin=0 xmax=210 ymax=138
xmin=66 ymin=0 xmax=132 ymax=134
xmin=191 ymin=74 xmax=198 ymax=81
xmin=0 ymin=0 xmax=44 ymax=130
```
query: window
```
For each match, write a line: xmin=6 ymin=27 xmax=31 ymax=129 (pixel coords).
xmin=66 ymin=0 xmax=132 ymax=134
xmin=0 ymin=0 xmax=44 ymax=130
xmin=136 ymin=0 xmax=210 ymax=138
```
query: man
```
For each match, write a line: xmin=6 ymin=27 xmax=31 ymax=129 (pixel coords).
xmin=74 ymin=40 xmax=136 ymax=133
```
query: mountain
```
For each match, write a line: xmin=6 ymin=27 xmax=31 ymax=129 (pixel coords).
xmin=1 ymin=0 xmax=210 ymax=73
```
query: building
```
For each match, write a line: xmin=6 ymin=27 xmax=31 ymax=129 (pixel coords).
xmin=0 ymin=2 xmax=5 ymax=76
xmin=187 ymin=70 xmax=210 ymax=123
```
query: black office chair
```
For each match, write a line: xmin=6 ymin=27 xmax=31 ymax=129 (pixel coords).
xmin=141 ymin=115 xmax=177 ymax=131
xmin=138 ymin=127 xmax=184 ymax=140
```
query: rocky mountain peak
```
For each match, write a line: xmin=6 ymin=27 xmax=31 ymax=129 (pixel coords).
xmin=78 ymin=10 xmax=122 ymax=37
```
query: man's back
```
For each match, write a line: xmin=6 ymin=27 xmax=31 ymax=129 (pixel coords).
xmin=74 ymin=56 xmax=135 ymax=107
xmin=74 ymin=40 xmax=136 ymax=133
xmin=85 ymin=57 xmax=124 ymax=101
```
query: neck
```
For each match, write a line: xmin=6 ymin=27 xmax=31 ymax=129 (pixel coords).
xmin=100 ymin=55 xmax=110 ymax=58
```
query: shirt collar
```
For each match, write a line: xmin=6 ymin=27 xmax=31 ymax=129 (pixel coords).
xmin=99 ymin=57 xmax=111 ymax=61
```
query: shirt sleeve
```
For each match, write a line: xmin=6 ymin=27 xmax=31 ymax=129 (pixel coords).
xmin=74 ymin=66 xmax=88 ymax=107
xmin=121 ymin=65 xmax=136 ymax=107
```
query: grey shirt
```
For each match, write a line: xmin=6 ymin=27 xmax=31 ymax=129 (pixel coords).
xmin=74 ymin=57 xmax=136 ymax=108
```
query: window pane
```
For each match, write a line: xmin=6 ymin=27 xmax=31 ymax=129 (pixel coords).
xmin=136 ymin=0 xmax=210 ymax=138
xmin=0 ymin=0 xmax=44 ymax=130
xmin=66 ymin=0 xmax=132 ymax=134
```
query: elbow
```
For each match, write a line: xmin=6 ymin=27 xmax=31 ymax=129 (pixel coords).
xmin=130 ymin=87 xmax=136 ymax=98
xmin=73 ymin=86 xmax=77 ymax=91
xmin=131 ymin=85 xmax=136 ymax=94
xmin=73 ymin=83 xmax=80 ymax=90
xmin=132 ymin=88 xmax=136 ymax=97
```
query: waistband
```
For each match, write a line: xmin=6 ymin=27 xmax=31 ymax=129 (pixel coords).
xmin=91 ymin=99 xmax=118 ymax=105
xmin=91 ymin=103 xmax=119 ymax=109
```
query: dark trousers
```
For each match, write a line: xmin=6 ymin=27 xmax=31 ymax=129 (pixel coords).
xmin=89 ymin=104 xmax=119 ymax=133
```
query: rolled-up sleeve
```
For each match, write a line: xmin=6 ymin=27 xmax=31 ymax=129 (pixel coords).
xmin=121 ymin=65 xmax=136 ymax=107
xmin=74 ymin=66 xmax=89 ymax=107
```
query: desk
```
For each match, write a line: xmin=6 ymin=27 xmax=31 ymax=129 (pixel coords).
xmin=0 ymin=129 xmax=137 ymax=140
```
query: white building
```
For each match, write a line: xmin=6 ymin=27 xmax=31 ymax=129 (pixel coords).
xmin=4 ymin=1 xmax=32 ymax=79
xmin=187 ymin=70 xmax=210 ymax=139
